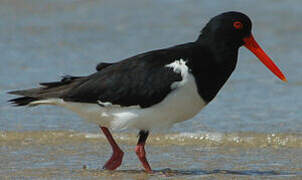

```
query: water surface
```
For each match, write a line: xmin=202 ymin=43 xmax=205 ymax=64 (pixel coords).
xmin=1 ymin=0 xmax=302 ymax=179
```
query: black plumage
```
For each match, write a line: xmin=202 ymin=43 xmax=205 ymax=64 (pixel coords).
xmin=9 ymin=12 xmax=253 ymax=108
xmin=96 ymin=62 xmax=114 ymax=71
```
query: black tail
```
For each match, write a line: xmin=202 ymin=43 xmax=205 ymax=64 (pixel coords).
xmin=8 ymin=97 xmax=39 ymax=106
xmin=8 ymin=75 xmax=86 ymax=107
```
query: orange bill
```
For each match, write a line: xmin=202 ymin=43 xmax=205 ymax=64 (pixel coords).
xmin=243 ymin=34 xmax=287 ymax=82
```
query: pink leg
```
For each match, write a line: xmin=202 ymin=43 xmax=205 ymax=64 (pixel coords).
xmin=99 ymin=126 xmax=124 ymax=170
xmin=135 ymin=130 xmax=152 ymax=173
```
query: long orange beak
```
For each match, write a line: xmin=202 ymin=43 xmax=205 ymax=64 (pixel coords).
xmin=243 ymin=34 xmax=287 ymax=82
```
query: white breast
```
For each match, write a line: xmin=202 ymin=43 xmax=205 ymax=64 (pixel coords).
xmin=108 ymin=72 xmax=205 ymax=131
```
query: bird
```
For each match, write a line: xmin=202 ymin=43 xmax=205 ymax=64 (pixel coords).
xmin=8 ymin=11 xmax=287 ymax=173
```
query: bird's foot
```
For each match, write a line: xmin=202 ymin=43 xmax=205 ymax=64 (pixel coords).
xmin=102 ymin=149 xmax=124 ymax=170
xmin=135 ymin=145 xmax=152 ymax=173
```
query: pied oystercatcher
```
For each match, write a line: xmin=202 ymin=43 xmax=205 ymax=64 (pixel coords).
xmin=8 ymin=11 xmax=287 ymax=173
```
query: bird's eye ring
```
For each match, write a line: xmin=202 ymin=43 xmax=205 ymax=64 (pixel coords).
xmin=233 ymin=21 xmax=243 ymax=30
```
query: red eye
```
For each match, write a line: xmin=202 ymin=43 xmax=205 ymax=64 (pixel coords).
xmin=233 ymin=21 xmax=243 ymax=30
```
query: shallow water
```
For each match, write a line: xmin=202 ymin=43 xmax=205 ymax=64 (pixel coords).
xmin=1 ymin=131 xmax=302 ymax=179
xmin=1 ymin=0 xmax=302 ymax=179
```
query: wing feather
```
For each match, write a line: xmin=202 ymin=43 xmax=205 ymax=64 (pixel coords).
xmin=63 ymin=50 xmax=183 ymax=108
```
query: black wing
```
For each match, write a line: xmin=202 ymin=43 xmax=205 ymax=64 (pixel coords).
xmin=63 ymin=50 xmax=184 ymax=108
xmin=96 ymin=62 xmax=114 ymax=71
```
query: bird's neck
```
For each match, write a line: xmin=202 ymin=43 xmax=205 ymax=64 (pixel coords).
xmin=186 ymin=36 xmax=240 ymax=103
xmin=196 ymin=33 xmax=240 ymax=63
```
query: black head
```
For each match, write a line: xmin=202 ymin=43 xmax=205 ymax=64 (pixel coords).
xmin=200 ymin=11 xmax=252 ymax=48
xmin=197 ymin=11 xmax=287 ymax=82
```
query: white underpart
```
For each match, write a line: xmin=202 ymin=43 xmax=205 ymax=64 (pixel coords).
xmin=30 ymin=59 xmax=207 ymax=131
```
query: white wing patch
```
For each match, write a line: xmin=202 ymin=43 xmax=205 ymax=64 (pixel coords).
xmin=165 ymin=59 xmax=190 ymax=89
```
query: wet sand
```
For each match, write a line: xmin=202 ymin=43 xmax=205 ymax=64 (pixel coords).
xmin=0 ymin=131 xmax=301 ymax=179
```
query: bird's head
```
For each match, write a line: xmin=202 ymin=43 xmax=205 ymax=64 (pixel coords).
xmin=199 ymin=11 xmax=287 ymax=82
